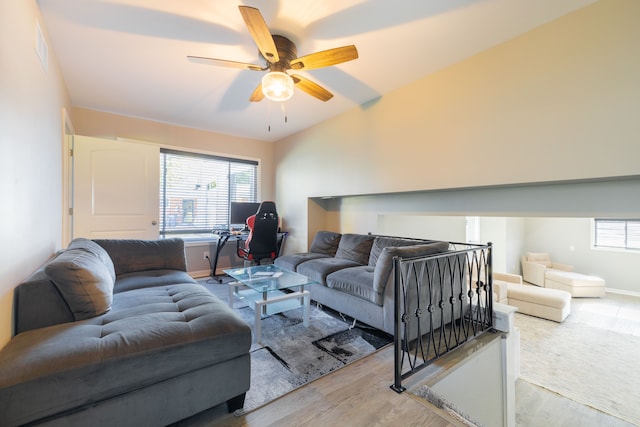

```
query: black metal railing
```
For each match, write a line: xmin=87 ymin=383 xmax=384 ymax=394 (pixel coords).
xmin=391 ymin=242 xmax=493 ymax=393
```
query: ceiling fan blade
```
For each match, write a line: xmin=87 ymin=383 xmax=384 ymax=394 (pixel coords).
xmin=290 ymin=45 xmax=358 ymax=71
xmin=291 ymin=75 xmax=333 ymax=102
xmin=187 ymin=56 xmax=264 ymax=71
xmin=249 ymin=82 xmax=265 ymax=102
xmin=238 ymin=6 xmax=279 ymax=64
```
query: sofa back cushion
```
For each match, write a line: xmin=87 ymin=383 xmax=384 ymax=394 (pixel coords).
xmin=368 ymin=237 xmax=426 ymax=267
xmin=526 ymin=252 xmax=552 ymax=267
xmin=309 ymin=231 xmax=342 ymax=256
xmin=44 ymin=248 xmax=114 ymax=320
xmin=93 ymin=238 xmax=187 ymax=275
xmin=334 ymin=234 xmax=376 ymax=265
xmin=373 ymin=241 xmax=450 ymax=296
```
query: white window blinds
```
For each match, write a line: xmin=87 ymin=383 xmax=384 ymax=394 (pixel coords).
xmin=159 ymin=149 xmax=258 ymax=236
xmin=594 ymin=219 xmax=640 ymax=250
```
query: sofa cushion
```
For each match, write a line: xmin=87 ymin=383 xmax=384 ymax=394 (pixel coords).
xmin=94 ymin=238 xmax=187 ymax=275
xmin=0 ymin=283 xmax=251 ymax=426
xmin=274 ymin=253 xmax=331 ymax=272
xmin=326 ymin=266 xmax=380 ymax=305
xmin=334 ymin=234 xmax=376 ymax=265
xmin=368 ymin=237 xmax=424 ymax=267
xmin=69 ymin=238 xmax=116 ymax=282
xmin=297 ymin=257 xmax=363 ymax=284
xmin=44 ymin=248 xmax=115 ymax=320
xmin=309 ymin=231 xmax=342 ymax=256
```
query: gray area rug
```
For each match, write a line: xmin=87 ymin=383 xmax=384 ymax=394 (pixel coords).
xmin=201 ymin=280 xmax=392 ymax=415
xmin=515 ymin=312 xmax=640 ymax=426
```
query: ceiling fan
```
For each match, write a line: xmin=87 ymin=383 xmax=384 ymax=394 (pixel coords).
xmin=187 ymin=5 xmax=358 ymax=103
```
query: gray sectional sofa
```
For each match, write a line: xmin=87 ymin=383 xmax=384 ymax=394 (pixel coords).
xmin=275 ymin=231 xmax=450 ymax=335
xmin=0 ymin=238 xmax=251 ymax=427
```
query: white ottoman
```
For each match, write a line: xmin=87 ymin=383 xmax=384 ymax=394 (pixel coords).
xmin=545 ymin=271 xmax=605 ymax=298
xmin=507 ymin=282 xmax=571 ymax=322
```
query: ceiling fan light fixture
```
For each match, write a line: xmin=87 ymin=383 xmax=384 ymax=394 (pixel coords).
xmin=262 ymin=71 xmax=294 ymax=101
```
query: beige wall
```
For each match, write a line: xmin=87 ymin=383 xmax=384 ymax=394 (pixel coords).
xmin=0 ymin=1 xmax=71 ymax=347
xmin=72 ymin=108 xmax=276 ymax=201
xmin=274 ymin=0 xmax=640 ymax=253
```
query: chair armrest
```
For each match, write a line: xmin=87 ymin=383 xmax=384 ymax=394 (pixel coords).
xmin=521 ymin=260 xmax=546 ymax=286
xmin=551 ymin=262 xmax=573 ymax=272
xmin=492 ymin=281 xmax=508 ymax=303
xmin=494 ymin=272 xmax=523 ymax=284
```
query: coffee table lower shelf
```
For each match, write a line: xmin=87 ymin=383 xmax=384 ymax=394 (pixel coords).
xmin=228 ymin=283 xmax=310 ymax=343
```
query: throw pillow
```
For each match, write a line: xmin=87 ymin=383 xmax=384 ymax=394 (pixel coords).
xmin=334 ymin=234 xmax=376 ymax=265
xmin=45 ymin=248 xmax=114 ymax=320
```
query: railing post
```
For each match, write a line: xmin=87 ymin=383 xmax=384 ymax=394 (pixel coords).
xmin=390 ymin=256 xmax=405 ymax=393
xmin=487 ymin=242 xmax=493 ymax=329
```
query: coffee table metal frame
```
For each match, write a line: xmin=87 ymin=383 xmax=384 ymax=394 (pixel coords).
xmin=224 ymin=264 xmax=313 ymax=343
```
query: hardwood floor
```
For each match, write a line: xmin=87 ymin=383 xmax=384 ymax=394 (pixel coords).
xmin=179 ymin=347 xmax=462 ymax=427
xmin=178 ymin=292 xmax=640 ymax=427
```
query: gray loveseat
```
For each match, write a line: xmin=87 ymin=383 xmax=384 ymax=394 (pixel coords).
xmin=0 ymin=238 xmax=251 ymax=427
xmin=275 ymin=232 xmax=450 ymax=335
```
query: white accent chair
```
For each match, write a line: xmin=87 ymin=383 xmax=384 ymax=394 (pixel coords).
xmin=520 ymin=252 xmax=572 ymax=287
xmin=520 ymin=252 xmax=605 ymax=297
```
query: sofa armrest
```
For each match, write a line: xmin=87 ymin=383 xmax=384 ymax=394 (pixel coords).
xmin=14 ymin=268 xmax=75 ymax=335
xmin=93 ymin=238 xmax=187 ymax=275
xmin=521 ymin=259 xmax=547 ymax=287
xmin=551 ymin=262 xmax=573 ymax=272
xmin=494 ymin=272 xmax=523 ymax=284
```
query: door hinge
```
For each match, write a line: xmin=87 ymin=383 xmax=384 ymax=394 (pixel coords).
xmin=69 ymin=148 xmax=73 ymax=157
xmin=68 ymin=208 xmax=73 ymax=215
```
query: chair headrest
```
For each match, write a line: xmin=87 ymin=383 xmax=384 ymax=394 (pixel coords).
xmin=257 ymin=201 xmax=277 ymax=215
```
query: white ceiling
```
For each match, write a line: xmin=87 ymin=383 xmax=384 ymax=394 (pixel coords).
xmin=38 ymin=0 xmax=596 ymax=142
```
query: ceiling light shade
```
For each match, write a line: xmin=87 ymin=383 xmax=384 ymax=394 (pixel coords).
xmin=262 ymin=71 xmax=294 ymax=101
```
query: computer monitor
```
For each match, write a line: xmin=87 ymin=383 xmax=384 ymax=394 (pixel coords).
xmin=229 ymin=202 xmax=260 ymax=230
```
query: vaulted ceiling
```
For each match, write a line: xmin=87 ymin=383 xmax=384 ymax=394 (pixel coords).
xmin=38 ymin=0 xmax=596 ymax=142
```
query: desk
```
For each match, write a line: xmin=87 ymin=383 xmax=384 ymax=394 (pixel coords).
xmin=209 ymin=232 xmax=288 ymax=282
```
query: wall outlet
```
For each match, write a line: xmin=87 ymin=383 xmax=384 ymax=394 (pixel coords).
xmin=203 ymin=251 xmax=209 ymax=260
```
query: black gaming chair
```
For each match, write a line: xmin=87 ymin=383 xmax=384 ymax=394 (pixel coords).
xmin=236 ymin=201 xmax=279 ymax=266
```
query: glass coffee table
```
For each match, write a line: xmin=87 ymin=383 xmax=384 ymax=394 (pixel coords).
xmin=224 ymin=264 xmax=316 ymax=343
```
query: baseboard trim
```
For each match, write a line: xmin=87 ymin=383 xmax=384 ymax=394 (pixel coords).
xmin=605 ymin=287 xmax=640 ymax=298
xmin=189 ymin=270 xmax=211 ymax=279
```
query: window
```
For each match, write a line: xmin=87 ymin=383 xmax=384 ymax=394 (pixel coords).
xmin=159 ymin=149 xmax=258 ymax=237
xmin=594 ymin=219 xmax=640 ymax=250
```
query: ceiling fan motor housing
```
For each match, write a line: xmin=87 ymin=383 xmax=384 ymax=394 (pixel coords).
xmin=263 ymin=35 xmax=297 ymax=72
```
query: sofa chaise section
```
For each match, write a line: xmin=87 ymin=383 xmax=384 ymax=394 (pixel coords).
xmin=1 ymin=238 xmax=252 ymax=426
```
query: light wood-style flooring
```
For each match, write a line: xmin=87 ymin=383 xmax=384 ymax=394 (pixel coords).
xmin=179 ymin=345 xmax=463 ymax=427
xmin=178 ymin=292 xmax=640 ymax=427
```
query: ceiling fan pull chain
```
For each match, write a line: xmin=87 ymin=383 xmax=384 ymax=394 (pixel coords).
xmin=282 ymin=102 xmax=288 ymax=124
xmin=268 ymin=100 xmax=272 ymax=132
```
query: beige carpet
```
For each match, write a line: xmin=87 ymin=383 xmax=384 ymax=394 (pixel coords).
xmin=515 ymin=312 xmax=640 ymax=426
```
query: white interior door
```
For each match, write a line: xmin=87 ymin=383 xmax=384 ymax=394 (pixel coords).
xmin=73 ymin=135 xmax=159 ymax=239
